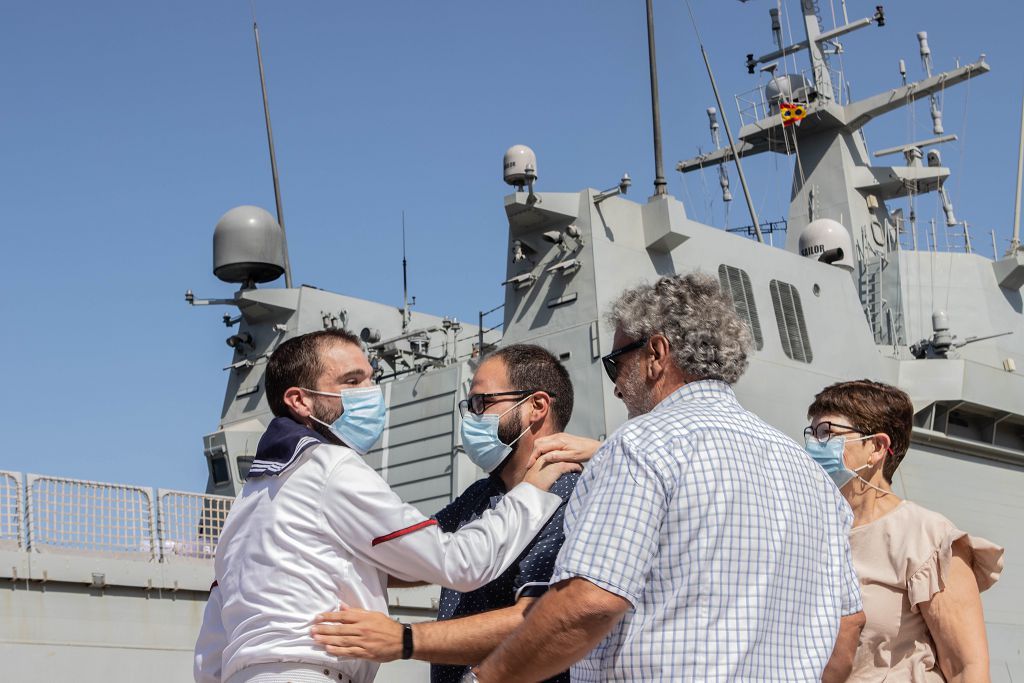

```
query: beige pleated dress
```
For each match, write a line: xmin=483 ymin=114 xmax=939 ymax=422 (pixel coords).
xmin=846 ymin=500 xmax=1004 ymax=682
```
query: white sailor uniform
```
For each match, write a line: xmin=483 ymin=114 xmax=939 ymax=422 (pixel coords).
xmin=194 ymin=418 xmax=560 ymax=683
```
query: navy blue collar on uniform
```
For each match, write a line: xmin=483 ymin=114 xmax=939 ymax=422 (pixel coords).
xmin=247 ymin=417 xmax=326 ymax=479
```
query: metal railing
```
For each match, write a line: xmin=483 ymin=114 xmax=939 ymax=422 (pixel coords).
xmin=26 ymin=474 xmax=157 ymax=558
xmin=735 ymin=66 xmax=848 ymax=127
xmin=3 ymin=472 xmax=233 ymax=562
xmin=0 ymin=470 xmax=24 ymax=551
xmin=157 ymin=489 xmax=233 ymax=562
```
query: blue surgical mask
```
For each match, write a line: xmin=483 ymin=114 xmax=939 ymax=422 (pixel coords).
xmin=804 ymin=434 xmax=870 ymax=489
xmin=307 ymin=386 xmax=387 ymax=455
xmin=460 ymin=395 xmax=531 ymax=473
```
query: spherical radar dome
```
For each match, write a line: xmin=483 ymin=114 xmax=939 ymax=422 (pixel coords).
xmin=503 ymin=144 xmax=537 ymax=187
xmin=213 ymin=205 xmax=286 ymax=284
xmin=798 ymin=218 xmax=854 ymax=270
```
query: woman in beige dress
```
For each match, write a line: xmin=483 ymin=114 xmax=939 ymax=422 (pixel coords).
xmin=805 ymin=380 xmax=1004 ymax=682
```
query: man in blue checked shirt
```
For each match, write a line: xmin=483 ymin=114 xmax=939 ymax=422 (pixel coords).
xmin=473 ymin=274 xmax=866 ymax=682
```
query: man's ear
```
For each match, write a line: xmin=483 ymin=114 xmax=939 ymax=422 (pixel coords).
xmin=282 ymin=387 xmax=315 ymax=421
xmin=648 ymin=334 xmax=671 ymax=381
xmin=527 ymin=392 xmax=551 ymax=429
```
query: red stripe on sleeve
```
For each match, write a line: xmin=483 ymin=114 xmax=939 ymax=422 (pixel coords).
xmin=371 ymin=519 xmax=439 ymax=546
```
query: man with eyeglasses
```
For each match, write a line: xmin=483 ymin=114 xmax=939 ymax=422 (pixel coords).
xmin=194 ymin=332 xmax=583 ymax=683
xmin=311 ymin=343 xmax=599 ymax=683
xmin=472 ymin=274 xmax=864 ymax=683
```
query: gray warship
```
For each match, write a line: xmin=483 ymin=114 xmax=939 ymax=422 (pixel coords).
xmin=2 ymin=2 xmax=1021 ymax=681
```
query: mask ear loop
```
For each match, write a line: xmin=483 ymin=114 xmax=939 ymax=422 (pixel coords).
xmin=850 ymin=438 xmax=893 ymax=496
xmin=499 ymin=394 xmax=534 ymax=448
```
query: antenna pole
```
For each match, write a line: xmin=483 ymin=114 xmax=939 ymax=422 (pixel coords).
xmin=254 ymin=22 xmax=293 ymax=288
xmin=401 ymin=211 xmax=410 ymax=331
xmin=645 ymin=0 xmax=667 ymax=196
xmin=699 ymin=44 xmax=763 ymax=243
xmin=1010 ymin=91 xmax=1024 ymax=254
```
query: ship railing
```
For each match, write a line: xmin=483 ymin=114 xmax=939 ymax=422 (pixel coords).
xmin=735 ymin=66 xmax=848 ymax=127
xmin=0 ymin=472 xmax=233 ymax=590
xmin=0 ymin=469 xmax=24 ymax=552
xmin=157 ymin=488 xmax=233 ymax=563
xmin=25 ymin=473 xmax=158 ymax=559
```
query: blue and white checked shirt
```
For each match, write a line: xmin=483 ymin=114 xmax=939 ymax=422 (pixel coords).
xmin=551 ymin=380 xmax=861 ymax=682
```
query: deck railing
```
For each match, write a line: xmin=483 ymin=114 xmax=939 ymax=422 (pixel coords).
xmin=1 ymin=471 xmax=232 ymax=562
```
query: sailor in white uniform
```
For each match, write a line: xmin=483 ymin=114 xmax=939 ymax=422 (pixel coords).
xmin=194 ymin=329 xmax=578 ymax=683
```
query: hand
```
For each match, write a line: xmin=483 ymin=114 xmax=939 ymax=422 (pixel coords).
xmin=527 ymin=433 xmax=601 ymax=468
xmin=523 ymin=453 xmax=582 ymax=492
xmin=311 ymin=607 xmax=404 ymax=663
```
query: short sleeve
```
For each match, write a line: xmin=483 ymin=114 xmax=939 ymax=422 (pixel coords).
xmin=906 ymin=527 xmax=1005 ymax=611
xmin=550 ymin=434 xmax=671 ymax=606
xmin=512 ymin=473 xmax=578 ymax=600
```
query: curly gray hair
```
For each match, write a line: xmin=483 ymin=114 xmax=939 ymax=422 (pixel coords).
xmin=608 ymin=272 xmax=753 ymax=384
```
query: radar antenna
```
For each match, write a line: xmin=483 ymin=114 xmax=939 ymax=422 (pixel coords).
xmin=401 ymin=211 xmax=415 ymax=331
xmin=253 ymin=21 xmax=293 ymax=288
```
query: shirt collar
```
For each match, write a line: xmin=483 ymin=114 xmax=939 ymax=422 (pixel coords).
xmin=247 ymin=416 xmax=326 ymax=479
xmin=651 ymin=379 xmax=739 ymax=413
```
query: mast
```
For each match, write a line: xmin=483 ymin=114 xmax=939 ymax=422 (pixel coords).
xmin=401 ymin=211 xmax=410 ymax=331
xmin=1010 ymin=91 xmax=1024 ymax=255
xmin=254 ymin=22 xmax=293 ymax=288
xmin=682 ymin=0 xmax=762 ymax=241
xmin=645 ymin=0 xmax=667 ymax=196
xmin=798 ymin=0 xmax=835 ymax=100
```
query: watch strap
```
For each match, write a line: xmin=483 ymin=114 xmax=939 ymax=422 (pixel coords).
xmin=401 ymin=622 xmax=414 ymax=660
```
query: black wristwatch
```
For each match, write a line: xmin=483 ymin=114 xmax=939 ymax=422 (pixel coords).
xmin=401 ymin=622 xmax=414 ymax=660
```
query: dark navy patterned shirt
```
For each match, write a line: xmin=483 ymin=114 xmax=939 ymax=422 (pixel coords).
xmin=429 ymin=472 xmax=579 ymax=683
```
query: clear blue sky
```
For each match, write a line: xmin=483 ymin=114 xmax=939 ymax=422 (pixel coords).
xmin=2 ymin=0 xmax=1019 ymax=493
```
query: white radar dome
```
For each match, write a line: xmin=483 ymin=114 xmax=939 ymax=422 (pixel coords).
xmin=503 ymin=145 xmax=537 ymax=187
xmin=213 ymin=205 xmax=286 ymax=284
xmin=764 ymin=74 xmax=813 ymax=112
xmin=798 ymin=218 xmax=854 ymax=270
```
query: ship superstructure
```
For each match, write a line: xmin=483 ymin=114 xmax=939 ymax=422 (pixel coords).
xmin=2 ymin=3 xmax=1021 ymax=681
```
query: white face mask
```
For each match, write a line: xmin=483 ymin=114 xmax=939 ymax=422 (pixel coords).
xmin=460 ymin=395 xmax=532 ymax=473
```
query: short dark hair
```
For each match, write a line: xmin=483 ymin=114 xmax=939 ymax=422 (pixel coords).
xmin=265 ymin=329 xmax=362 ymax=418
xmin=486 ymin=344 xmax=574 ymax=431
xmin=807 ymin=379 xmax=914 ymax=483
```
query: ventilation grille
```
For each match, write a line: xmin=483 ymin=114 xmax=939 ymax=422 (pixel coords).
xmin=770 ymin=279 xmax=813 ymax=363
xmin=718 ymin=264 xmax=763 ymax=350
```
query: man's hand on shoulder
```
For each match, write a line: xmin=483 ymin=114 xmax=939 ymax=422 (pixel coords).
xmin=312 ymin=607 xmax=404 ymax=663
xmin=527 ymin=433 xmax=601 ymax=469
xmin=523 ymin=453 xmax=582 ymax=492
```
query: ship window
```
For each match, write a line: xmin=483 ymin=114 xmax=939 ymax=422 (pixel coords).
xmin=210 ymin=455 xmax=230 ymax=486
xmin=717 ymin=265 xmax=763 ymax=350
xmin=236 ymin=456 xmax=254 ymax=480
xmin=770 ymin=279 xmax=813 ymax=363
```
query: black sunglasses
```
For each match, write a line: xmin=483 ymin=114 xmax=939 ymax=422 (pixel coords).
xmin=458 ymin=390 xmax=551 ymax=418
xmin=601 ymin=338 xmax=648 ymax=383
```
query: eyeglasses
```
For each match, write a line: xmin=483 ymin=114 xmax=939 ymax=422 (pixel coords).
xmin=803 ymin=421 xmax=864 ymax=445
xmin=458 ymin=390 xmax=550 ymax=418
xmin=601 ymin=338 xmax=648 ymax=383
